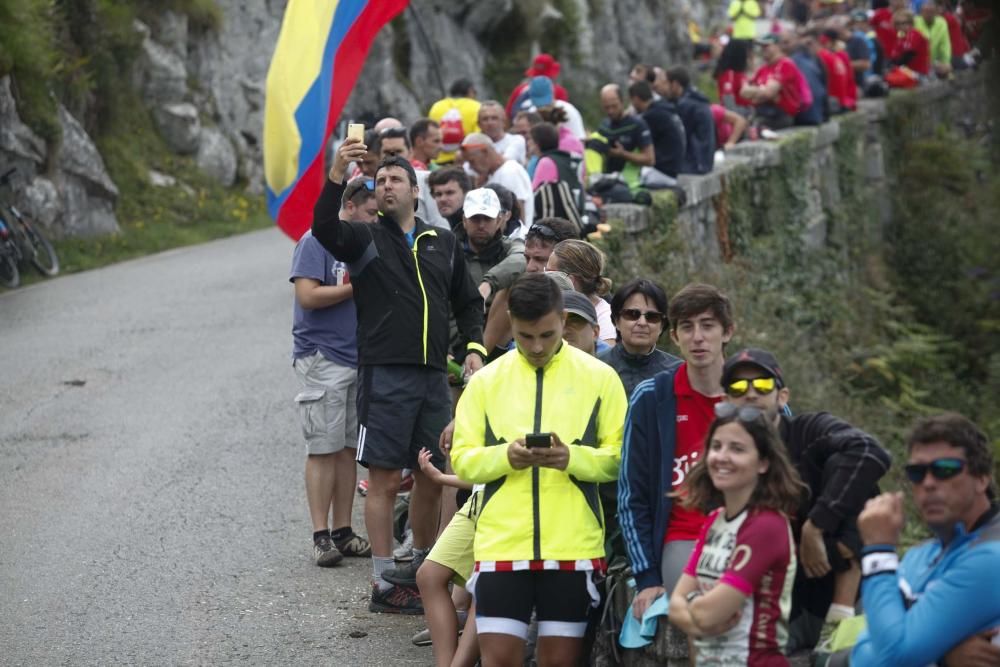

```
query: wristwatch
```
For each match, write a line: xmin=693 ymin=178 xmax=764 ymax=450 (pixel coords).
xmin=685 ymin=589 xmax=703 ymax=603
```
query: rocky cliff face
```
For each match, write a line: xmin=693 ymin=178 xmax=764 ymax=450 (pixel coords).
xmin=0 ymin=0 xmax=705 ymax=238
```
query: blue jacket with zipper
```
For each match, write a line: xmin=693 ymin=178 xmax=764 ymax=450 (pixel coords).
xmin=617 ymin=366 xmax=681 ymax=590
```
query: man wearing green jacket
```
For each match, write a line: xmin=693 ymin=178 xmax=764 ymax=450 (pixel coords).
xmin=915 ymin=0 xmax=952 ymax=76
xmin=728 ymin=0 xmax=761 ymax=41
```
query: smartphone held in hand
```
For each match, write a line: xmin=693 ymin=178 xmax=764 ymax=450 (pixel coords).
xmin=347 ymin=123 xmax=365 ymax=142
xmin=525 ymin=432 xmax=552 ymax=449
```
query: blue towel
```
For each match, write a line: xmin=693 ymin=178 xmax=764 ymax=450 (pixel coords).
xmin=619 ymin=593 xmax=670 ymax=648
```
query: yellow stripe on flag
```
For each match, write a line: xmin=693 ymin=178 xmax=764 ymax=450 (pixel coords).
xmin=264 ymin=0 xmax=341 ymax=195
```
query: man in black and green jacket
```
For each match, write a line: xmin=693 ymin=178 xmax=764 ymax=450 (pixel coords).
xmin=312 ymin=139 xmax=486 ymax=614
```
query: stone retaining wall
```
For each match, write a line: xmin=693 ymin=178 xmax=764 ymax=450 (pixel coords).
xmin=598 ymin=71 xmax=987 ymax=284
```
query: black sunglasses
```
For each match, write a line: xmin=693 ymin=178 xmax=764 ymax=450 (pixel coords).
xmin=528 ymin=223 xmax=558 ymax=240
xmin=904 ymin=458 xmax=966 ymax=484
xmin=714 ymin=402 xmax=765 ymax=422
xmin=619 ymin=308 xmax=665 ymax=324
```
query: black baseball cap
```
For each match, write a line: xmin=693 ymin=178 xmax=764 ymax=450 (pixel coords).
xmin=721 ymin=348 xmax=785 ymax=388
xmin=562 ymin=290 xmax=598 ymax=326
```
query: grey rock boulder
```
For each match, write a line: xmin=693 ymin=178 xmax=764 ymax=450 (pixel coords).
xmin=0 ymin=76 xmax=46 ymax=163
xmin=153 ymin=102 xmax=202 ymax=154
xmin=152 ymin=10 xmax=189 ymax=61
xmin=57 ymin=105 xmax=119 ymax=200
xmin=21 ymin=176 xmax=62 ymax=231
xmin=53 ymin=105 xmax=119 ymax=236
xmin=137 ymin=25 xmax=188 ymax=106
xmin=196 ymin=127 xmax=238 ymax=187
xmin=59 ymin=177 xmax=119 ymax=237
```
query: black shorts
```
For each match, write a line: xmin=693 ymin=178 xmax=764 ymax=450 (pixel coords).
xmin=355 ymin=364 xmax=448 ymax=471
xmin=473 ymin=570 xmax=597 ymax=639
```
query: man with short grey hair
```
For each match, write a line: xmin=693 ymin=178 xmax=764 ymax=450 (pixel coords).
xmin=460 ymin=132 xmax=534 ymax=234
xmin=478 ymin=101 xmax=526 ymax=165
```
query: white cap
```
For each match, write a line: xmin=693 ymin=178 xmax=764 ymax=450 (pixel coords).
xmin=463 ymin=188 xmax=501 ymax=219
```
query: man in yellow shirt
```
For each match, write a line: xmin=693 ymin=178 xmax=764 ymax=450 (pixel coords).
xmin=915 ymin=0 xmax=952 ymax=76
xmin=428 ymin=79 xmax=481 ymax=166
xmin=728 ymin=0 xmax=761 ymax=40
xmin=450 ymin=272 xmax=627 ymax=666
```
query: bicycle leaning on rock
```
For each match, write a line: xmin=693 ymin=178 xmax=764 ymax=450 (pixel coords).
xmin=0 ymin=167 xmax=60 ymax=289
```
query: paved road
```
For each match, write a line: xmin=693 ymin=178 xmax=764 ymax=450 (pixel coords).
xmin=0 ymin=229 xmax=428 ymax=665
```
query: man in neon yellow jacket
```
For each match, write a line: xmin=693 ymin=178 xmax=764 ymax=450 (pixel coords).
xmin=728 ymin=0 xmax=761 ymax=41
xmin=451 ymin=272 xmax=627 ymax=666
xmin=915 ymin=0 xmax=952 ymax=76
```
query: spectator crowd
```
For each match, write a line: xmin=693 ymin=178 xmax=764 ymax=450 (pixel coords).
xmin=287 ymin=2 xmax=996 ymax=665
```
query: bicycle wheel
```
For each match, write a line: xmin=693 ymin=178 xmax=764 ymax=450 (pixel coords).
xmin=18 ymin=216 xmax=59 ymax=277
xmin=0 ymin=247 xmax=20 ymax=288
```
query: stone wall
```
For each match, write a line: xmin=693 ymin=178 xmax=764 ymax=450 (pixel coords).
xmin=598 ymin=72 xmax=988 ymax=288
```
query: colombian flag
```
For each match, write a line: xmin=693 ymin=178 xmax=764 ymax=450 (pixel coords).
xmin=264 ymin=0 xmax=409 ymax=240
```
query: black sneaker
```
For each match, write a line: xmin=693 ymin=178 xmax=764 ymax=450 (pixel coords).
xmin=313 ymin=535 xmax=344 ymax=567
xmin=382 ymin=549 xmax=427 ymax=587
xmin=369 ymin=582 xmax=424 ymax=615
xmin=333 ymin=532 xmax=372 ymax=557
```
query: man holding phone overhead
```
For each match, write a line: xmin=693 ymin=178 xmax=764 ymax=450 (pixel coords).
xmin=312 ymin=133 xmax=487 ymax=614
xmin=450 ymin=273 xmax=627 ymax=667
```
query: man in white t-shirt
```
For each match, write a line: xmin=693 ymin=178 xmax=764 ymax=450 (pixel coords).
xmin=478 ymin=101 xmax=526 ymax=165
xmin=460 ymin=132 xmax=533 ymax=236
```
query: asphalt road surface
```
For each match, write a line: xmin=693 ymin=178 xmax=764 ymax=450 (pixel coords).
xmin=0 ymin=228 xmax=428 ymax=665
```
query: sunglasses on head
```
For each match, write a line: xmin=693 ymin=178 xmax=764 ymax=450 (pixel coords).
xmin=714 ymin=402 xmax=765 ymax=422
xmin=619 ymin=309 xmax=665 ymax=324
xmin=726 ymin=377 xmax=778 ymax=397
xmin=528 ymin=223 xmax=558 ymax=240
xmin=904 ymin=458 xmax=966 ymax=483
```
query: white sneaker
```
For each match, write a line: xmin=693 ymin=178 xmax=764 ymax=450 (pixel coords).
xmin=393 ymin=530 xmax=414 ymax=561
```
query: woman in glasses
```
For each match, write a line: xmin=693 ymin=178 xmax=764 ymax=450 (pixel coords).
xmin=599 ymin=278 xmax=681 ymax=398
xmin=669 ymin=403 xmax=806 ymax=665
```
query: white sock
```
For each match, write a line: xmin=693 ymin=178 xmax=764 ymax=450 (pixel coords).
xmin=826 ymin=603 xmax=855 ymax=622
xmin=372 ymin=556 xmax=394 ymax=591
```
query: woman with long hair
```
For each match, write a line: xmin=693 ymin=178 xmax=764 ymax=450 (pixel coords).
xmin=714 ymin=39 xmax=753 ymax=114
xmin=669 ymin=403 xmax=806 ymax=665
xmin=545 ymin=240 xmax=615 ymax=344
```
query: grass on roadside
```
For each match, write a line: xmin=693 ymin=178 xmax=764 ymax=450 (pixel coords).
xmin=53 ymin=82 xmax=271 ymax=276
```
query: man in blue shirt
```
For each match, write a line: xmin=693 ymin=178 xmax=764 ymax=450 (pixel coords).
xmin=846 ymin=413 xmax=1000 ymax=666
xmin=291 ymin=177 xmax=377 ymax=567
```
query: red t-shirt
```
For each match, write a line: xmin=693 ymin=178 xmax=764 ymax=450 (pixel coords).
xmin=716 ymin=70 xmax=752 ymax=110
xmin=751 ymin=57 xmax=803 ymax=117
xmin=818 ymin=48 xmax=856 ymax=111
xmin=943 ymin=12 xmax=970 ymax=58
xmin=893 ymin=28 xmax=931 ymax=76
xmin=871 ymin=8 xmax=897 ymax=59
xmin=712 ymin=104 xmax=733 ymax=147
xmin=664 ymin=363 xmax=722 ymax=542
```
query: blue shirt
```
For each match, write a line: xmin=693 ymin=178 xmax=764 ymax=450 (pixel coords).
xmin=290 ymin=231 xmax=358 ymax=367
xmin=851 ymin=505 xmax=1000 ymax=666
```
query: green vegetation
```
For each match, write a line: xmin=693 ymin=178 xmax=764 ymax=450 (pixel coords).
xmin=0 ymin=0 xmax=270 ymax=282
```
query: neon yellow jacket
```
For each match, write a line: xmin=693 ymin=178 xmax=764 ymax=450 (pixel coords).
xmin=728 ymin=0 xmax=760 ymax=40
xmin=451 ymin=342 xmax=627 ymax=563
xmin=915 ymin=15 xmax=951 ymax=66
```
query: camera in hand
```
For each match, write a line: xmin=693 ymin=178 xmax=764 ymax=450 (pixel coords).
xmin=525 ymin=432 xmax=552 ymax=449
